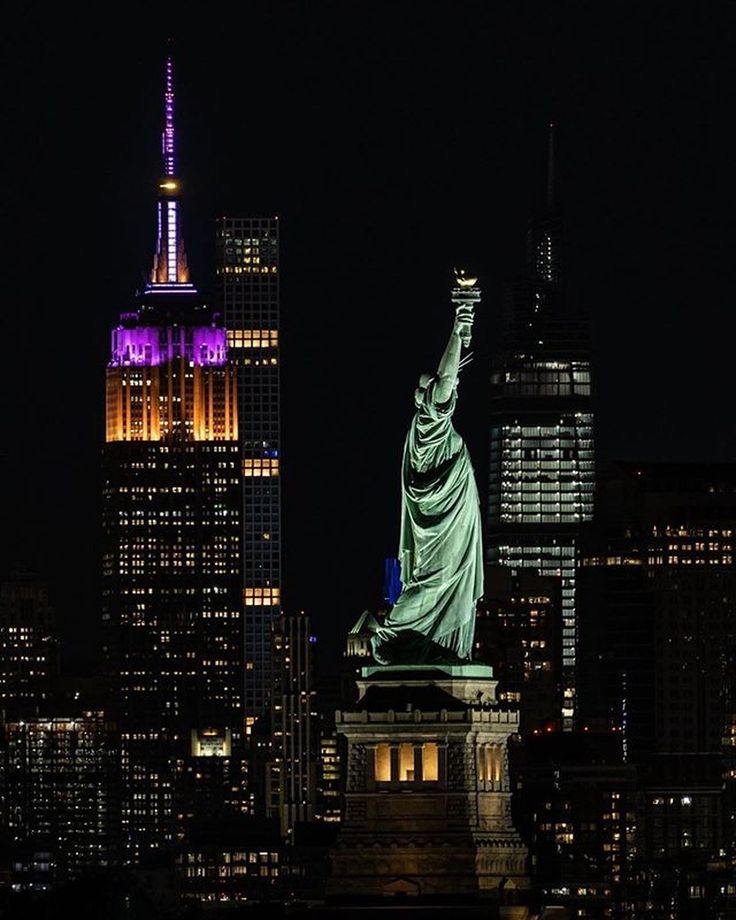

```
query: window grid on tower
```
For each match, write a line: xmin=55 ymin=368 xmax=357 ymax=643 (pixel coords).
xmin=217 ymin=217 xmax=281 ymax=721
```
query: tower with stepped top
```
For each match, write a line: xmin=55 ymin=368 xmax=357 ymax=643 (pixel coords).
xmin=101 ymin=58 xmax=243 ymax=861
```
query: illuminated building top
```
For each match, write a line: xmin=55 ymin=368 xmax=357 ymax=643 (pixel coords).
xmin=108 ymin=321 xmax=227 ymax=367
xmin=147 ymin=57 xmax=195 ymax=293
xmin=104 ymin=57 xmax=235 ymax=444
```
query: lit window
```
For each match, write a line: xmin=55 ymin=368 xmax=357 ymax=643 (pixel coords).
xmin=243 ymin=587 xmax=281 ymax=606
xmin=374 ymin=744 xmax=391 ymax=782
xmin=399 ymin=743 xmax=415 ymax=782
xmin=422 ymin=743 xmax=438 ymax=781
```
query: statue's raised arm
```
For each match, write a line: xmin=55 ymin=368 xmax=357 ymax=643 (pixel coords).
xmin=371 ymin=270 xmax=484 ymax=666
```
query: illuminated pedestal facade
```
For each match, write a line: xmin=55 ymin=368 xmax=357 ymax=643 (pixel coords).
xmin=329 ymin=666 xmax=528 ymax=902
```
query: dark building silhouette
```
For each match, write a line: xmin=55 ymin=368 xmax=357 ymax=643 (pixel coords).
xmin=475 ymin=566 xmax=562 ymax=733
xmin=577 ymin=462 xmax=736 ymax=914
xmin=512 ymin=732 xmax=636 ymax=918
xmin=0 ymin=703 xmax=119 ymax=888
xmin=578 ymin=462 xmax=736 ymax=761
xmin=487 ymin=127 xmax=594 ymax=730
xmin=0 ymin=574 xmax=59 ymax=716
xmin=268 ymin=613 xmax=317 ymax=838
xmin=216 ymin=216 xmax=281 ymax=731
xmin=176 ymin=816 xmax=284 ymax=905
xmin=101 ymin=59 xmax=243 ymax=860
xmin=625 ymin=753 xmax=735 ymax=919
xmin=314 ymin=681 xmax=344 ymax=827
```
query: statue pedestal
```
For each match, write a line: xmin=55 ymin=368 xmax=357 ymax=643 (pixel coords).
xmin=328 ymin=664 xmax=529 ymax=905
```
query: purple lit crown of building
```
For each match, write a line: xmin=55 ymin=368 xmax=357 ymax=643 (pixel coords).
xmin=108 ymin=56 xmax=230 ymax=369
xmin=109 ymin=323 xmax=228 ymax=368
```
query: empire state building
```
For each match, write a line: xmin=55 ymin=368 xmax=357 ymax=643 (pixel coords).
xmin=101 ymin=59 xmax=243 ymax=859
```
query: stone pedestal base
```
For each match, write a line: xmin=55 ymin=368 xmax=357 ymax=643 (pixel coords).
xmin=328 ymin=665 xmax=528 ymax=902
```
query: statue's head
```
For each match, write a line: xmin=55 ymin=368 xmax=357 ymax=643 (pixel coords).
xmin=414 ymin=372 xmax=433 ymax=407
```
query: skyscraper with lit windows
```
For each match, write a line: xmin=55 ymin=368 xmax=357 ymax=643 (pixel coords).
xmin=487 ymin=127 xmax=594 ymax=729
xmin=216 ymin=218 xmax=281 ymax=730
xmin=102 ymin=59 xmax=243 ymax=860
xmin=0 ymin=573 xmax=58 ymax=715
xmin=578 ymin=462 xmax=736 ymax=759
xmin=268 ymin=612 xmax=317 ymax=838
xmin=1 ymin=709 xmax=119 ymax=885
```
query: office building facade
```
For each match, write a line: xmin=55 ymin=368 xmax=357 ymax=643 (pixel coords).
xmin=268 ymin=613 xmax=317 ymax=838
xmin=487 ymin=129 xmax=594 ymax=728
xmin=475 ymin=566 xmax=562 ymax=733
xmin=514 ymin=733 xmax=636 ymax=917
xmin=578 ymin=462 xmax=736 ymax=760
xmin=1 ymin=710 xmax=119 ymax=885
xmin=0 ymin=574 xmax=58 ymax=716
xmin=216 ymin=218 xmax=281 ymax=729
xmin=577 ymin=462 xmax=736 ymax=913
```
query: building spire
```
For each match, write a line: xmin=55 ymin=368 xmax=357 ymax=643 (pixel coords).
xmin=163 ymin=56 xmax=175 ymax=177
xmin=546 ymin=121 xmax=555 ymax=209
xmin=147 ymin=56 xmax=194 ymax=292
xmin=526 ymin=122 xmax=564 ymax=285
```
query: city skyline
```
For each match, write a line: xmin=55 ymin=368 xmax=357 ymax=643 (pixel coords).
xmin=3 ymin=6 xmax=736 ymax=666
xmin=2 ymin=7 xmax=735 ymax=915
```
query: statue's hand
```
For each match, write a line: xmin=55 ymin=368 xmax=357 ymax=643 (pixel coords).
xmin=454 ymin=303 xmax=474 ymax=346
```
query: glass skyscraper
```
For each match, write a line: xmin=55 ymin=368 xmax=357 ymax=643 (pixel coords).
xmin=216 ymin=218 xmax=281 ymax=730
xmin=487 ymin=128 xmax=594 ymax=729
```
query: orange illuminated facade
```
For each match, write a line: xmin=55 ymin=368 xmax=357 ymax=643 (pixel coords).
xmin=101 ymin=58 xmax=245 ymax=864
xmin=106 ymin=357 xmax=238 ymax=443
xmin=102 ymin=307 xmax=243 ymax=862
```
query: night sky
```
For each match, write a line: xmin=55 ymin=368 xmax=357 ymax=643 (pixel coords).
xmin=2 ymin=4 xmax=735 ymax=667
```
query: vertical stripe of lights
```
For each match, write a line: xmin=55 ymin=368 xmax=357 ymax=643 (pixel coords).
xmin=167 ymin=201 xmax=178 ymax=282
xmin=163 ymin=58 xmax=175 ymax=177
xmin=157 ymin=202 xmax=162 ymax=255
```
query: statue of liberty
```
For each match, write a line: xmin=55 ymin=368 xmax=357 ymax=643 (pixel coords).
xmin=372 ymin=271 xmax=483 ymax=665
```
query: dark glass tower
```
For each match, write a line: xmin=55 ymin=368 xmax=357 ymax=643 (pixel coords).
xmin=268 ymin=612 xmax=317 ymax=839
xmin=102 ymin=60 xmax=243 ymax=860
xmin=578 ymin=462 xmax=736 ymax=760
xmin=577 ymin=462 xmax=736 ymax=914
xmin=487 ymin=127 xmax=594 ymax=729
xmin=216 ymin=218 xmax=281 ymax=730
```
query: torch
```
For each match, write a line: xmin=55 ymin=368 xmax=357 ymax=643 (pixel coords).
xmin=451 ymin=268 xmax=481 ymax=348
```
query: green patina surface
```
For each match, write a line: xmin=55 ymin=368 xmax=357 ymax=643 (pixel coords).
xmin=371 ymin=282 xmax=484 ymax=667
xmin=361 ymin=663 xmax=494 ymax=679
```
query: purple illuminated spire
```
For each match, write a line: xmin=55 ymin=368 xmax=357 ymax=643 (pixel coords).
xmin=148 ymin=56 xmax=195 ymax=291
xmin=162 ymin=57 xmax=175 ymax=177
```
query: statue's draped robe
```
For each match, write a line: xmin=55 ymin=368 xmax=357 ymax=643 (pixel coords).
xmin=373 ymin=379 xmax=483 ymax=664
